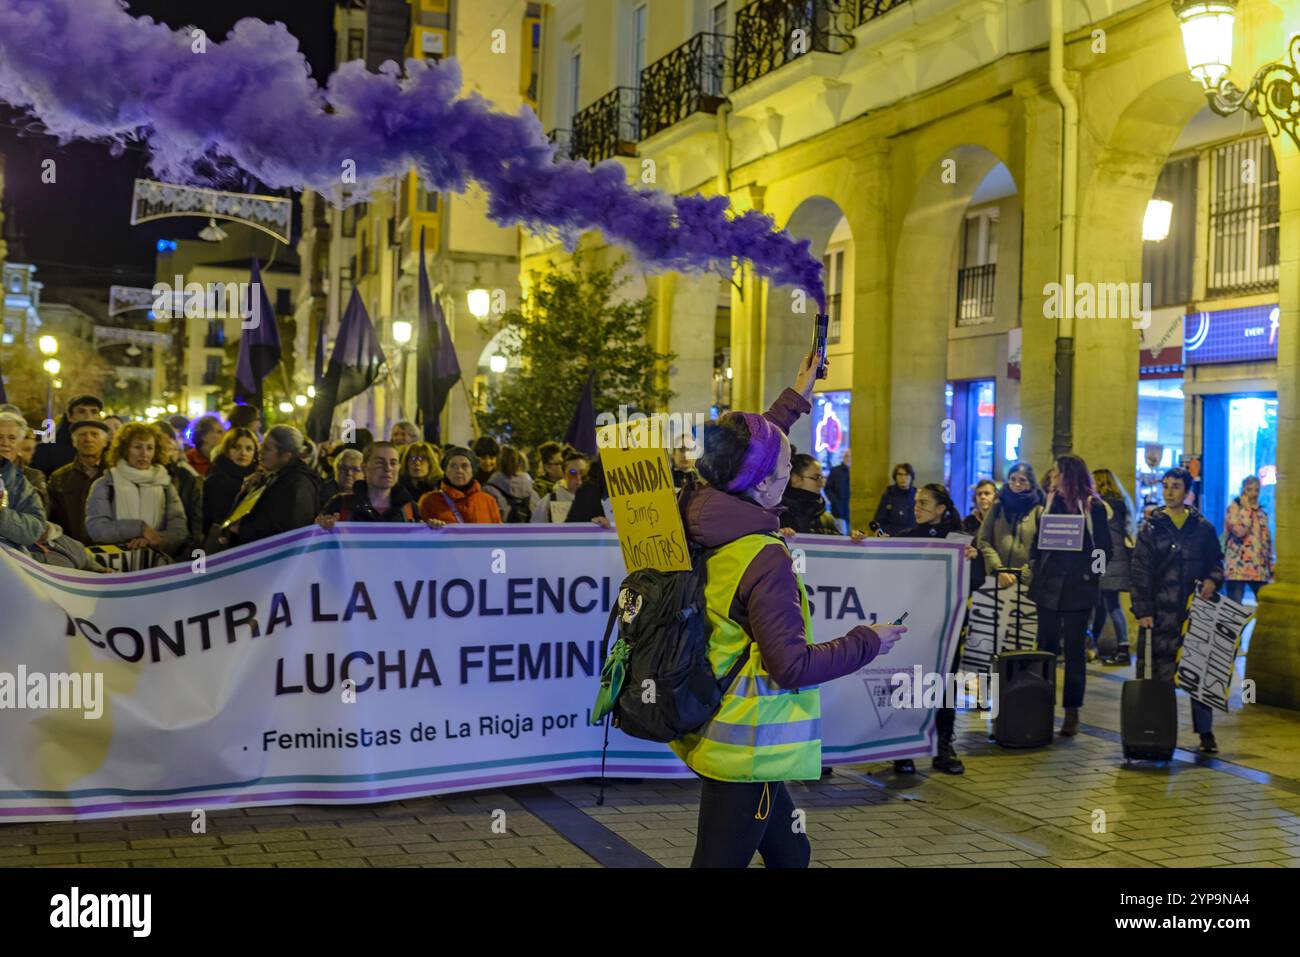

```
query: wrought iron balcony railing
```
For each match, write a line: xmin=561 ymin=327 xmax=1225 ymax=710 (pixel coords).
xmin=571 ymin=86 xmax=640 ymax=165
xmin=956 ymin=263 xmax=997 ymax=326
xmin=639 ymin=32 xmax=734 ymax=140
xmin=734 ymin=0 xmax=910 ymax=89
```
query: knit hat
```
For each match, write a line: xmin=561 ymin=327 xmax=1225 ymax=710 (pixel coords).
xmin=440 ymin=445 xmax=479 ymax=475
xmin=724 ymin=412 xmax=784 ymax=493
xmin=65 ymin=394 xmax=104 ymax=414
xmin=69 ymin=419 xmax=111 ymax=438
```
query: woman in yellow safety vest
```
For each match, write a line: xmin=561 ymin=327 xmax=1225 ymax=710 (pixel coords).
xmin=674 ymin=355 xmax=908 ymax=867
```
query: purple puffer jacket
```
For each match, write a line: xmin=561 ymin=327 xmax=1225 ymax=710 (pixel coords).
xmin=678 ymin=389 xmax=882 ymax=689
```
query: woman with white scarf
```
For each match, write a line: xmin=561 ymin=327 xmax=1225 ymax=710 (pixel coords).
xmin=86 ymin=422 xmax=186 ymax=566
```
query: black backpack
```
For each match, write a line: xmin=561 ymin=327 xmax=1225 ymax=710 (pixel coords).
xmin=490 ymin=481 xmax=533 ymax=523
xmin=593 ymin=543 xmax=752 ymax=743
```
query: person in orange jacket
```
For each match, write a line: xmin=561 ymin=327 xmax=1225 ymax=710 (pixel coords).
xmin=418 ymin=445 xmax=503 ymax=524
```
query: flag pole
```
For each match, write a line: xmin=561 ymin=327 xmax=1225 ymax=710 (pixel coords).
xmin=277 ymin=364 xmax=306 ymax=431
xmin=459 ymin=376 xmax=479 ymax=438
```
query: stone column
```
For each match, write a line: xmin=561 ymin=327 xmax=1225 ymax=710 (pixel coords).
xmin=1014 ymin=81 xmax=1064 ymax=473
xmin=845 ymin=143 xmax=893 ymax=530
xmin=1247 ymin=141 xmax=1300 ymax=707
xmin=728 ymin=184 xmax=767 ymax=414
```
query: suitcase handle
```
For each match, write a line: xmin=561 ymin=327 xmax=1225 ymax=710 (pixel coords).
xmin=1136 ymin=626 xmax=1152 ymax=681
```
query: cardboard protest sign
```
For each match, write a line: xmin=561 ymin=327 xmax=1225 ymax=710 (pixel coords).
xmin=961 ymin=579 xmax=1038 ymax=674
xmin=597 ymin=421 xmax=690 ymax=573
xmin=1176 ymin=591 xmax=1252 ymax=712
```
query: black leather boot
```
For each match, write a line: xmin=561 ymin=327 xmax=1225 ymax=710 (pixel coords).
xmin=932 ymin=737 xmax=965 ymax=774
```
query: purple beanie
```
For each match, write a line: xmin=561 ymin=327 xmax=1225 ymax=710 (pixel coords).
xmin=725 ymin=412 xmax=784 ymax=492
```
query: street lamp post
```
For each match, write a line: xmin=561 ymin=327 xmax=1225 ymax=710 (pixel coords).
xmin=38 ymin=335 xmax=59 ymax=425
xmin=391 ymin=319 xmax=413 ymax=420
xmin=1172 ymin=0 xmax=1300 ymax=146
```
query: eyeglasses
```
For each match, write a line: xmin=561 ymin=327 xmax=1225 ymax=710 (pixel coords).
xmin=567 ymin=468 xmax=583 ymax=476
xmin=408 ymin=455 xmax=428 ymax=463
xmin=1007 ymin=475 xmax=1031 ymax=487
xmin=802 ymin=472 xmax=824 ymax=483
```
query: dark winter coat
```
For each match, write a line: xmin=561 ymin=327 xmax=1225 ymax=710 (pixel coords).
xmin=1099 ymin=495 xmax=1133 ymax=592
xmin=29 ymin=417 xmax=75 ymax=478
xmin=825 ymin=463 xmax=850 ymax=521
xmin=1130 ymin=506 xmax=1224 ymax=642
xmin=46 ymin=458 xmax=104 ymax=545
xmin=167 ymin=463 xmax=204 ymax=560
xmin=225 ymin=459 xmax=322 ymax=547
xmin=678 ymin=388 xmax=881 ymax=690
xmin=565 ymin=459 xmax=609 ymax=524
xmin=202 ymin=455 xmax=256 ymax=532
xmin=322 ymin=481 xmax=417 ymax=522
xmin=1027 ymin=497 xmax=1113 ymax=612
xmin=779 ymin=486 xmax=840 ymax=535
xmin=399 ymin=474 xmax=438 ymax=504
xmin=873 ymin=484 xmax=916 ymax=536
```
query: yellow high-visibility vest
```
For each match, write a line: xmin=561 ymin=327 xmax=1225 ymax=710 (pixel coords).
xmin=670 ymin=533 xmax=821 ymax=782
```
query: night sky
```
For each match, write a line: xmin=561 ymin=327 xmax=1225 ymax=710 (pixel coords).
xmin=0 ymin=0 xmax=335 ymax=289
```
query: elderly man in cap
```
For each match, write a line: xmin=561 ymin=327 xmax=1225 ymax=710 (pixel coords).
xmin=30 ymin=394 xmax=104 ymax=479
xmin=46 ymin=417 xmax=112 ymax=546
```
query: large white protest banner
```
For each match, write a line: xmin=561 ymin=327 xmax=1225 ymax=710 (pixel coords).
xmin=0 ymin=527 xmax=964 ymax=821
xmin=961 ymin=580 xmax=1038 ymax=674
xmin=1176 ymin=592 xmax=1252 ymax=713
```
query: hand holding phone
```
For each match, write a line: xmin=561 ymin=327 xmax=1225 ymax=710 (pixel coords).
xmin=870 ymin=621 xmax=908 ymax=655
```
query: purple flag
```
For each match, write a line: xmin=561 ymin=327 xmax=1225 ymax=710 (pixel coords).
xmin=563 ymin=372 xmax=598 ymax=457
xmin=415 ymin=227 xmax=461 ymax=443
xmin=234 ymin=258 xmax=282 ymax=408
xmin=305 ymin=287 xmax=382 ymax=442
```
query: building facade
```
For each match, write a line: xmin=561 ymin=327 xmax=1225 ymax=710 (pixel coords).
xmin=151 ymin=226 xmax=300 ymax=418
xmin=294 ymin=0 xmax=534 ymax=444
xmin=521 ymin=0 xmax=1300 ymax=706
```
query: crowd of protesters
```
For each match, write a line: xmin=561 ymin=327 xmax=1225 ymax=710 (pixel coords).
xmin=0 ymin=379 xmax=1281 ymax=876
xmin=0 ymin=394 xmax=607 ymax=574
xmin=769 ymin=433 xmax=1270 ymax=765
xmin=0 ymin=387 xmax=1276 ymax=767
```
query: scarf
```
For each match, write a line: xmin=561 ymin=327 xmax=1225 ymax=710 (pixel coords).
xmin=998 ymin=484 xmax=1041 ymax=523
xmin=111 ymin=462 xmax=169 ymax=530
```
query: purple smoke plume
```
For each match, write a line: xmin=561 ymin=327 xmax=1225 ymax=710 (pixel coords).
xmin=0 ymin=0 xmax=824 ymax=306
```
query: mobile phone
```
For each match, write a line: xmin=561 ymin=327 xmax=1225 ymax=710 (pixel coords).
xmin=809 ymin=313 xmax=829 ymax=379
xmin=891 ymin=612 xmax=909 ymax=626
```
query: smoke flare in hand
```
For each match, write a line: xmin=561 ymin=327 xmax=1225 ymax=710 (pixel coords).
xmin=0 ymin=0 xmax=824 ymax=305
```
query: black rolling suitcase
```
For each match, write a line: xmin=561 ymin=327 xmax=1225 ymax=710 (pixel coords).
xmin=989 ymin=568 xmax=1055 ymax=748
xmin=1121 ymin=626 xmax=1177 ymax=762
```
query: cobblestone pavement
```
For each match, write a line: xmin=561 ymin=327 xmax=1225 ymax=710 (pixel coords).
xmin=6 ymin=657 xmax=1300 ymax=868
